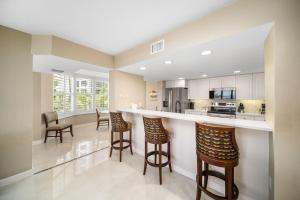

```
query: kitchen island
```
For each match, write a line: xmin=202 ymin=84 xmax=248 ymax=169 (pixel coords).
xmin=120 ymin=109 xmax=272 ymax=200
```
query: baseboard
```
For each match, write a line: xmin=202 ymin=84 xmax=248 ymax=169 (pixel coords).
xmin=0 ymin=169 xmax=32 ymax=187
xmin=32 ymin=140 xmax=42 ymax=145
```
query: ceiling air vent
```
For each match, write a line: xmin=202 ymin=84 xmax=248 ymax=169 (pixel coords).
xmin=150 ymin=39 xmax=164 ymax=54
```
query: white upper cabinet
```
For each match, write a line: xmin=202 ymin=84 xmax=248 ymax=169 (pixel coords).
xmin=221 ymin=76 xmax=236 ymax=88
xmin=187 ymin=73 xmax=264 ymax=100
xmin=197 ymin=79 xmax=209 ymax=99
xmin=252 ymin=73 xmax=265 ymax=100
xmin=236 ymin=74 xmax=253 ymax=99
xmin=166 ymin=80 xmax=187 ymax=88
xmin=188 ymin=79 xmax=209 ymax=99
xmin=187 ymin=80 xmax=198 ymax=99
xmin=209 ymin=77 xmax=222 ymax=89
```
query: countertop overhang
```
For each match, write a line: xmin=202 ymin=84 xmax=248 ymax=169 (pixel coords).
xmin=119 ymin=109 xmax=272 ymax=132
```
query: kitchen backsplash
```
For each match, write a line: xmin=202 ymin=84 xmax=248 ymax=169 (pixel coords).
xmin=236 ymin=100 xmax=265 ymax=113
xmin=191 ymin=99 xmax=265 ymax=113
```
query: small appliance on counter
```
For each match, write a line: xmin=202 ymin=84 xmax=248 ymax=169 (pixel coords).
xmin=188 ymin=102 xmax=195 ymax=109
xmin=260 ymin=103 xmax=266 ymax=115
xmin=237 ymin=103 xmax=245 ymax=113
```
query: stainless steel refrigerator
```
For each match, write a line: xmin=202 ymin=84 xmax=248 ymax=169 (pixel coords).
xmin=164 ymin=88 xmax=189 ymax=113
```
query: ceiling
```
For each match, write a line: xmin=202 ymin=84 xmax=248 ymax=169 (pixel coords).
xmin=0 ymin=0 xmax=237 ymax=55
xmin=33 ymin=55 xmax=109 ymax=79
xmin=119 ymin=23 xmax=273 ymax=81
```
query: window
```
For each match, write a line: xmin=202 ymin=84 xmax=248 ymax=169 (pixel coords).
xmin=95 ymin=81 xmax=109 ymax=111
xmin=53 ymin=74 xmax=74 ymax=113
xmin=53 ymin=74 xmax=64 ymax=113
xmin=53 ymin=73 xmax=108 ymax=115
xmin=76 ymin=77 xmax=93 ymax=112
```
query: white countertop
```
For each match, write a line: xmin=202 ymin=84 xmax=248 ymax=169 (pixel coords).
xmin=119 ymin=108 xmax=272 ymax=132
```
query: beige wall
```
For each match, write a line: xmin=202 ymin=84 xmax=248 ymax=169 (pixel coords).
xmin=31 ymin=35 xmax=114 ymax=68
xmin=115 ymin=1 xmax=300 ymax=199
xmin=33 ymin=72 xmax=53 ymax=141
xmin=145 ymin=81 xmax=163 ymax=111
xmin=264 ymin=28 xmax=275 ymax=129
xmin=109 ymin=70 xmax=145 ymax=111
xmin=33 ymin=72 xmax=42 ymax=141
xmin=0 ymin=26 xmax=33 ymax=179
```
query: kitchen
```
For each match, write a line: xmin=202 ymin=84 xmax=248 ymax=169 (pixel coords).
xmin=119 ymin=23 xmax=272 ymax=200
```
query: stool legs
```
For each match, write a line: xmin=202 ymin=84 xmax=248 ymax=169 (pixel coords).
xmin=110 ymin=130 xmax=132 ymax=162
xmin=158 ymin=144 xmax=162 ymax=185
xmin=196 ymin=158 xmax=203 ymax=200
xmin=143 ymin=142 xmax=172 ymax=185
xmin=204 ymin=162 xmax=208 ymax=189
xmin=225 ymin=167 xmax=234 ymax=200
xmin=167 ymin=142 xmax=172 ymax=172
xmin=119 ymin=131 xmax=123 ymax=162
xmin=129 ymin=129 xmax=133 ymax=155
xmin=143 ymin=141 xmax=148 ymax=175
xmin=110 ymin=131 xmax=113 ymax=157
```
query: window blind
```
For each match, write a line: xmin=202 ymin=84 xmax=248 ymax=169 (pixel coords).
xmin=95 ymin=81 xmax=108 ymax=111
xmin=76 ymin=77 xmax=93 ymax=112
xmin=53 ymin=74 xmax=65 ymax=113
xmin=53 ymin=74 xmax=74 ymax=113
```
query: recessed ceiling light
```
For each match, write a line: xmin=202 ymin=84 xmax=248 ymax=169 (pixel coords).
xmin=233 ymin=70 xmax=241 ymax=74
xmin=164 ymin=60 xmax=172 ymax=65
xmin=139 ymin=66 xmax=146 ymax=70
xmin=201 ymin=50 xmax=212 ymax=56
xmin=202 ymin=74 xmax=208 ymax=78
xmin=178 ymin=77 xmax=184 ymax=80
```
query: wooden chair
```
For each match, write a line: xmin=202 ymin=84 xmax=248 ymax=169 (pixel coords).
xmin=96 ymin=108 xmax=109 ymax=130
xmin=143 ymin=117 xmax=172 ymax=185
xmin=195 ymin=123 xmax=239 ymax=200
xmin=109 ymin=112 xmax=133 ymax=162
xmin=43 ymin=111 xmax=73 ymax=143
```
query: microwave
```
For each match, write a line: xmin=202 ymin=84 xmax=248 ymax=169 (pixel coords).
xmin=209 ymin=88 xmax=236 ymax=100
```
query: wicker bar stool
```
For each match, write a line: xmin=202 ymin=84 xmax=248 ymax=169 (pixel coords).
xmin=143 ymin=117 xmax=172 ymax=185
xmin=195 ymin=123 xmax=239 ymax=200
xmin=109 ymin=112 xmax=133 ymax=162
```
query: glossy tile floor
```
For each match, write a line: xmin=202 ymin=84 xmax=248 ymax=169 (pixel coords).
xmin=32 ymin=123 xmax=110 ymax=173
xmin=0 ymin=148 xmax=212 ymax=200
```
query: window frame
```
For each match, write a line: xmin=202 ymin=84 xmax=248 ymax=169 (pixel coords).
xmin=53 ymin=73 xmax=109 ymax=119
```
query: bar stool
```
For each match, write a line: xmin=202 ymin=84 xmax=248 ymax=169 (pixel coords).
xmin=195 ymin=123 xmax=239 ymax=200
xmin=109 ymin=112 xmax=133 ymax=162
xmin=143 ymin=117 xmax=172 ymax=185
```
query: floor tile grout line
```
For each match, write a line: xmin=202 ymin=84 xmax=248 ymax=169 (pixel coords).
xmin=33 ymin=146 xmax=110 ymax=175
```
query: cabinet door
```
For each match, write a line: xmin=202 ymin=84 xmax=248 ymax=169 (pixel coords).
xmin=253 ymin=73 xmax=265 ymax=100
xmin=209 ymin=77 xmax=222 ymax=89
xmin=198 ymin=79 xmax=209 ymax=99
xmin=236 ymin=74 xmax=253 ymax=99
xmin=188 ymin=80 xmax=198 ymax=99
xmin=221 ymin=76 xmax=236 ymax=88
